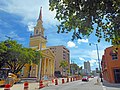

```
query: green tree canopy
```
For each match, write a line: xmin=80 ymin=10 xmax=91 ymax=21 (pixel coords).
xmin=49 ymin=0 xmax=120 ymax=45
xmin=59 ymin=60 xmax=68 ymax=69
xmin=0 ymin=40 xmax=40 ymax=74
xmin=70 ymin=63 xmax=79 ymax=71
xmin=0 ymin=41 xmax=7 ymax=68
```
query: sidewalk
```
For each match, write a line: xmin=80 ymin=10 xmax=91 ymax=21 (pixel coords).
xmin=102 ymin=79 xmax=120 ymax=88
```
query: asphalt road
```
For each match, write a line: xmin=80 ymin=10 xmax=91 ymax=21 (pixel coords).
xmin=40 ymin=78 xmax=103 ymax=90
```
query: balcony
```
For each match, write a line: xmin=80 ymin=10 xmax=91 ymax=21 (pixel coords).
xmin=30 ymin=34 xmax=47 ymax=40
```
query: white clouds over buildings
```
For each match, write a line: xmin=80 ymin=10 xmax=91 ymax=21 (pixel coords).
xmin=67 ymin=41 xmax=78 ymax=48
xmin=78 ymin=39 xmax=88 ymax=44
xmin=79 ymin=57 xmax=85 ymax=61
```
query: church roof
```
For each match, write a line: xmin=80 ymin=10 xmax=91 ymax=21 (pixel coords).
xmin=38 ymin=7 xmax=42 ymax=21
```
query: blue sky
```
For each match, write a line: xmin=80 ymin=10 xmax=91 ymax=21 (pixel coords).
xmin=0 ymin=0 xmax=112 ymax=70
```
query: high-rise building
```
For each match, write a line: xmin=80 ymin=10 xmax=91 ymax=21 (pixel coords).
xmin=84 ymin=61 xmax=91 ymax=75
xmin=48 ymin=45 xmax=70 ymax=76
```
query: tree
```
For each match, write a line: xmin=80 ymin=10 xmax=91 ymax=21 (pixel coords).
xmin=49 ymin=0 xmax=120 ymax=45
xmin=0 ymin=40 xmax=40 ymax=74
xmin=70 ymin=63 xmax=80 ymax=75
xmin=59 ymin=60 xmax=68 ymax=75
xmin=0 ymin=41 xmax=7 ymax=68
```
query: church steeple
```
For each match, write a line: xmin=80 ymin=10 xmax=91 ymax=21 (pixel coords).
xmin=29 ymin=6 xmax=47 ymax=49
xmin=38 ymin=7 xmax=42 ymax=21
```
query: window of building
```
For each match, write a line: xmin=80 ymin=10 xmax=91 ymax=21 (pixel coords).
xmin=112 ymin=54 xmax=118 ymax=60
xmin=63 ymin=57 xmax=66 ymax=59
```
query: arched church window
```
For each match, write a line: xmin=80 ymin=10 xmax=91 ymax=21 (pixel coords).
xmin=36 ymin=30 xmax=38 ymax=34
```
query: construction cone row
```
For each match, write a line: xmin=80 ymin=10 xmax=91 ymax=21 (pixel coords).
xmin=4 ymin=77 xmax=81 ymax=90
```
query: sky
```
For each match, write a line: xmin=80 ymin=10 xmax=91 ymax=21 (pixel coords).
xmin=0 ymin=0 xmax=112 ymax=70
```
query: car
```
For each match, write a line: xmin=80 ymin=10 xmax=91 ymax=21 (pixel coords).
xmin=91 ymin=75 xmax=94 ymax=78
xmin=82 ymin=76 xmax=89 ymax=81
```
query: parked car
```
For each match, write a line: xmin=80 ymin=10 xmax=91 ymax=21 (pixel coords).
xmin=82 ymin=76 xmax=89 ymax=81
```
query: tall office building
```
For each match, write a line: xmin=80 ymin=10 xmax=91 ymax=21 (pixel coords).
xmin=48 ymin=45 xmax=70 ymax=75
xmin=84 ymin=61 xmax=91 ymax=75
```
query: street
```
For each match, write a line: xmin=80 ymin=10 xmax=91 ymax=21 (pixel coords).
xmin=0 ymin=77 xmax=120 ymax=90
xmin=41 ymin=78 xmax=103 ymax=90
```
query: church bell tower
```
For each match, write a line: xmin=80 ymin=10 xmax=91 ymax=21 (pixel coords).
xmin=29 ymin=7 xmax=47 ymax=49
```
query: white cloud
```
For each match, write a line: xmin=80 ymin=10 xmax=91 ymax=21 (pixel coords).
xmin=27 ymin=22 xmax=35 ymax=32
xmin=78 ymin=39 xmax=88 ymax=44
xmin=1 ymin=0 xmax=58 ymax=30
xmin=89 ymin=59 xmax=98 ymax=67
xmin=79 ymin=57 xmax=85 ymax=61
xmin=88 ymin=50 xmax=104 ymax=60
xmin=67 ymin=41 xmax=77 ymax=48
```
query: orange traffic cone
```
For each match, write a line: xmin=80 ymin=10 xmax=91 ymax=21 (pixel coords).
xmin=55 ymin=79 xmax=58 ymax=85
xmin=67 ymin=78 xmax=69 ymax=82
xmin=62 ymin=79 xmax=64 ymax=84
xmin=24 ymin=81 xmax=28 ymax=90
xmin=39 ymin=80 xmax=45 ymax=89
xmin=70 ymin=78 xmax=72 ymax=82
xmin=52 ymin=79 xmax=54 ymax=83
xmin=4 ymin=84 xmax=10 ymax=90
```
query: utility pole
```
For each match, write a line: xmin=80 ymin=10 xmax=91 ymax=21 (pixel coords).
xmin=89 ymin=43 xmax=103 ymax=82
xmin=71 ymin=60 xmax=74 ymax=76
xmin=95 ymin=44 xmax=103 ymax=82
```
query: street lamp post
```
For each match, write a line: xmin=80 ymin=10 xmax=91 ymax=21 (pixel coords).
xmin=89 ymin=43 xmax=103 ymax=82
xmin=71 ymin=60 xmax=74 ymax=76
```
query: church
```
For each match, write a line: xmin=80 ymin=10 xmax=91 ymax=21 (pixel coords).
xmin=21 ymin=7 xmax=55 ymax=79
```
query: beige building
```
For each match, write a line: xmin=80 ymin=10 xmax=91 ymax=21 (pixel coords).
xmin=22 ymin=7 xmax=55 ymax=78
xmin=48 ymin=45 xmax=70 ymax=75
